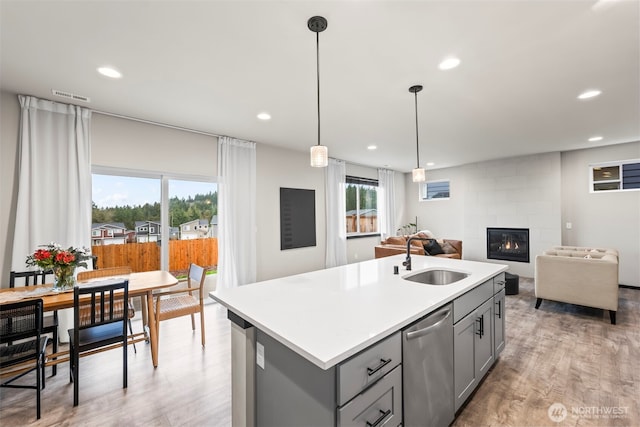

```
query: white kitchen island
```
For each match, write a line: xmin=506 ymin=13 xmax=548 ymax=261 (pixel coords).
xmin=211 ymin=255 xmax=508 ymax=427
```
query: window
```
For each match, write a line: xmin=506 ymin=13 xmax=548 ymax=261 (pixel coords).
xmin=420 ymin=180 xmax=450 ymax=201
xmin=91 ymin=168 xmax=218 ymax=274
xmin=591 ymin=160 xmax=640 ymax=192
xmin=345 ymin=176 xmax=378 ymax=236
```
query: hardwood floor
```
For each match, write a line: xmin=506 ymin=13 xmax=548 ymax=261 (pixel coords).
xmin=2 ymin=280 xmax=639 ymax=426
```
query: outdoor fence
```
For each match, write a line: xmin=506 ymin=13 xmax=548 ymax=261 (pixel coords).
xmin=92 ymin=238 xmax=218 ymax=273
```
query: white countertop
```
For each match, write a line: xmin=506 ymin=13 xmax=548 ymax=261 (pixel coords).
xmin=211 ymin=255 xmax=508 ymax=370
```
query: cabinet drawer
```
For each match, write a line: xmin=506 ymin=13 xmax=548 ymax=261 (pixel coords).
xmin=453 ymin=279 xmax=493 ymax=324
xmin=337 ymin=332 xmax=401 ymax=406
xmin=338 ymin=365 xmax=402 ymax=427
xmin=493 ymin=272 xmax=506 ymax=294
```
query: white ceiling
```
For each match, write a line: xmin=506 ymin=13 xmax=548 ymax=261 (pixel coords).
xmin=1 ymin=1 xmax=639 ymax=173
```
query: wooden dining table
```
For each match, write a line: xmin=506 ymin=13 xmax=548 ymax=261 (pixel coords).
xmin=0 ymin=270 xmax=178 ymax=368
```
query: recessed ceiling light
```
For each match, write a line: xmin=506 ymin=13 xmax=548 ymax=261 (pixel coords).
xmin=577 ymin=89 xmax=601 ymax=100
xmin=588 ymin=136 xmax=603 ymax=142
xmin=426 ymin=162 xmax=435 ymax=166
xmin=97 ymin=66 xmax=122 ymax=79
xmin=438 ymin=57 xmax=461 ymax=70
xmin=257 ymin=112 xmax=271 ymax=120
xmin=367 ymin=145 xmax=377 ymax=150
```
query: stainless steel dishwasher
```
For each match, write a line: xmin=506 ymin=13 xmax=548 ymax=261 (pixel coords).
xmin=403 ymin=303 xmax=454 ymax=427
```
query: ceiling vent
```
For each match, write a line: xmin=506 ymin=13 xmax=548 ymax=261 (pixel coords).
xmin=51 ymin=89 xmax=90 ymax=103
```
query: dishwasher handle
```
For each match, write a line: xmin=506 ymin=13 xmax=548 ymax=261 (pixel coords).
xmin=405 ymin=309 xmax=452 ymax=341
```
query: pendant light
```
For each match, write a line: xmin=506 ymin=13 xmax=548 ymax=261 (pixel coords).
xmin=409 ymin=85 xmax=425 ymax=182
xmin=308 ymin=16 xmax=328 ymax=167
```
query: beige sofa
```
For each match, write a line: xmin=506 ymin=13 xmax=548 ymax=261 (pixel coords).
xmin=535 ymin=247 xmax=619 ymax=324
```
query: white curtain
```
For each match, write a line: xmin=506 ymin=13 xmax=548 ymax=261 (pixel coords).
xmin=12 ymin=95 xmax=92 ymax=342
xmin=12 ymin=95 xmax=92 ymax=271
xmin=217 ymin=136 xmax=256 ymax=288
xmin=325 ymin=158 xmax=347 ymax=267
xmin=377 ymin=168 xmax=396 ymax=239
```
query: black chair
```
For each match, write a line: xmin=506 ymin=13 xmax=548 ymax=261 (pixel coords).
xmin=68 ymin=279 xmax=129 ymax=406
xmin=1 ymin=299 xmax=49 ymax=420
xmin=9 ymin=270 xmax=59 ymax=376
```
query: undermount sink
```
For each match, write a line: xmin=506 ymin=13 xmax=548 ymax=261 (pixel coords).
xmin=403 ymin=269 xmax=469 ymax=286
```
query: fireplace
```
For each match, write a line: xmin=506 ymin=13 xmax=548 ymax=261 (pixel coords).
xmin=487 ymin=228 xmax=530 ymax=263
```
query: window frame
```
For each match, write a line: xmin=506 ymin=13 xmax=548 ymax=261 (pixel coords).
xmin=419 ymin=179 xmax=451 ymax=201
xmin=91 ymin=165 xmax=217 ymax=270
xmin=589 ymin=159 xmax=640 ymax=193
xmin=345 ymin=175 xmax=379 ymax=238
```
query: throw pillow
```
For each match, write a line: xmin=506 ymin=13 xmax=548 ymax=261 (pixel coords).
xmin=424 ymin=239 xmax=445 ymax=256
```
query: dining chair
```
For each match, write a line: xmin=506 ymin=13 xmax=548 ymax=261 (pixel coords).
xmin=77 ymin=267 xmax=137 ymax=353
xmin=1 ymin=299 xmax=49 ymax=420
xmin=9 ymin=270 xmax=59 ymax=376
xmin=68 ymin=279 xmax=129 ymax=406
xmin=154 ymin=263 xmax=206 ymax=351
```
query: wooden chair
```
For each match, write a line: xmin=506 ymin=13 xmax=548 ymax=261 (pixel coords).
xmin=1 ymin=299 xmax=49 ymax=420
xmin=154 ymin=263 xmax=206 ymax=352
xmin=68 ymin=279 xmax=129 ymax=406
xmin=9 ymin=270 xmax=59 ymax=376
xmin=77 ymin=267 xmax=137 ymax=353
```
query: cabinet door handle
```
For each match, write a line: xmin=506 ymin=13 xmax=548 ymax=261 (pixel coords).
xmin=366 ymin=409 xmax=391 ymax=427
xmin=367 ymin=358 xmax=392 ymax=376
xmin=475 ymin=317 xmax=482 ymax=338
xmin=496 ymin=300 xmax=502 ymax=319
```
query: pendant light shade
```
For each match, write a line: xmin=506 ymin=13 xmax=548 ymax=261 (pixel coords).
xmin=308 ymin=16 xmax=328 ymax=168
xmin=412 ymin=167 xmax=426 ymax=182
xmin=409 ymin=85 xmax=426 ymax=182
xmin=310 ymin=145 xmax=328 ymax=167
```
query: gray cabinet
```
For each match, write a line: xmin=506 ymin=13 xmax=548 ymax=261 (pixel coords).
xmin=494 ymin=288 xmax=506 ymax=356
xmin=338 ymin=365 xmax=402 ymax=427
xmin=475 ymin=297 xmax=494 ymax=378
xmin=256 ymin=329 xmax=402 ymax=427
xmin=453 ymin=272 xmax=507 ymax=412
xmin=453 ymin=296 xmax=494 ymax=411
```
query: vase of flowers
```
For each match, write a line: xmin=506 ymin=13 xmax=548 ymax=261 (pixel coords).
xmin=26 ymin=243 xmax=90 ymax=291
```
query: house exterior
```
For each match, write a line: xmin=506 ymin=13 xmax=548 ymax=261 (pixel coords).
xmin=180 ymin=219 xmax=210 ymax=240
xmin=135 ymin=220 xmax=161 ymax=243
xmin=91 ymin=223 xmax=127 ymax=246
xmin=209 ymin=215 xmax=218 ymax=238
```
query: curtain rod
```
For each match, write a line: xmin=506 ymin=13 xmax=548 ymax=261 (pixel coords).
xmin=92 ymin=109 xmax=223 ymax=139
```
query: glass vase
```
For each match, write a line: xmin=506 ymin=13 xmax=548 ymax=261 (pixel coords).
xmin=52 ymin=265 xmax=76 ymax=291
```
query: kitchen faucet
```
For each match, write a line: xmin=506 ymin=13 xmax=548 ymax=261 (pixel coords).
xmin=403 ymin=237 xmax=432 ymax=270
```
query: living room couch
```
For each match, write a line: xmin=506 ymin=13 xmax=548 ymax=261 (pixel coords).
xmin=535 ymin=247 xmax=619 ymax=324
xmin=374 ymin=233 xmax=462 ymax=259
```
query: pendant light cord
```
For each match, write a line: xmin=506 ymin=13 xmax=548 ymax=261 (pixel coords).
xmin=414 ymin=91 xmax=420 ymax=168
xmin=316 ymin=31 xmax=321 ymax=147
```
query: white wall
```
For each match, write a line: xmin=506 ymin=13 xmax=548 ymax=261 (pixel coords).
xmin=92 ymin=113 xmax=217 ymax=176
xmin=405 ymin=152 xmax=563 ymax=277
xmin=561 ymin=142 xmax=640 ymax=287
xmin=255 ymin=144 xmax=327 ymax=281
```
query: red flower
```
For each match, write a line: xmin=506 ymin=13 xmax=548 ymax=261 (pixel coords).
xmin=34 ymin=249 xmax=51 ymax=261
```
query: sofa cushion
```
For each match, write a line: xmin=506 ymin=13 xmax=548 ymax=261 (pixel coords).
xmin=440 ymin=241 xmax=457 ymax=255
xmin=424 ymin=239 xmax=445 ymax=256
xmin=384 ymin=236 xmax=406 ymax=246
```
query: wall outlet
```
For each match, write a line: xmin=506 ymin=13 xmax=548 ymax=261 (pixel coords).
xmin=566 ymin=222 xmax=572 ymax=229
